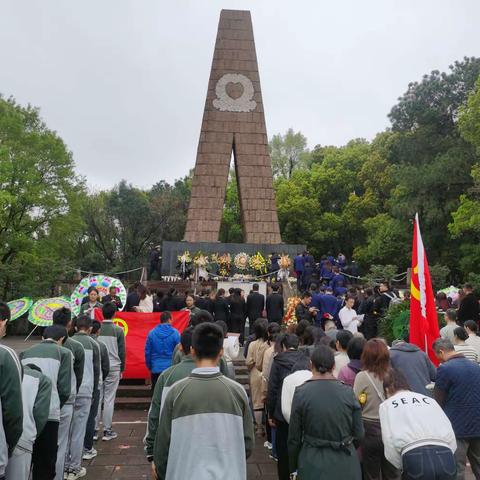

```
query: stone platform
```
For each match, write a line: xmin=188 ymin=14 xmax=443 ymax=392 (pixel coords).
xmin=161 ymin=240 xmax=305 ymax=275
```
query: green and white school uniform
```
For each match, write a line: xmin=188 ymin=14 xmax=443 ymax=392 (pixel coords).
xmin=154 ymin=367 xmax=254 ymax=480
xmin=5 ymin=366 xmax=51 ymax=480
xmin=0 ymin=343 xmax=23 ymax=479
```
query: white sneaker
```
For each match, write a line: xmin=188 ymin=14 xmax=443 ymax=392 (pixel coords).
xmin=263 ymin=441 xmax=272 ymax=450
xmin=102 ymin=429 xmax=118 ymax=441
xmin=68 ymin=467 xmax=87 ymax=480
xmin=82 ymin=448 xmax=97 ymax=460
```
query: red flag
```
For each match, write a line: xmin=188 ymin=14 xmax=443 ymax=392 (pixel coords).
xmin=94 ymin=310 xmax=190 ymax=379
xmin=409 ymin=213 xmax=440 ymax=365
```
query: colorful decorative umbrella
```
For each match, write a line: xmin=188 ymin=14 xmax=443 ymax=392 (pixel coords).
xmin=71 ymin=275 xmax=127 ymax=316
xmin=28 ymin=297 xmax=71 ymax=327
xmin=7 ymin=297 xmax=33 ymax=321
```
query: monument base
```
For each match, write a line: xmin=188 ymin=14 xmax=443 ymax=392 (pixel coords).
xmin=161 ymin=241 xmax=306 ymax=276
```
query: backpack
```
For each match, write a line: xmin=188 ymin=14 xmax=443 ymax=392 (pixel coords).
xmin=384 ymin=292 xmax=402 ymax=309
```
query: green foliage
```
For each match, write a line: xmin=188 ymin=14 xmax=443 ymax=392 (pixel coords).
xmin=0 ymin=96 xmax=85 ymax=299
xmin=458 ymin=77 xmax=480 ymax=153
xmin=363 ymin=265 xmax=399 ymax=285
xmin=378 ymin=301 xmax=411 ymax=343
xmin=219 ymin=170 xmax=243 ymax=243
xmin=378 ymin=300 xmax=445 ymax=344
xmin=429 ymin=264 xmax=450 ymax=291
xmin=269 ymin=128 xmax=309 ymax=179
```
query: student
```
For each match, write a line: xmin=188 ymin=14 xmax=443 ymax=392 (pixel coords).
xmin=333 ymin=330 xmax=353 ymax=378
xmin=20 ymin=325 xmax=72 ymax=480
xmin=97 ymin=302 xmax=125 ymax=441
xmin=0 ymin=302 xmax=23 ymax=480
xmin=5 ymin=364 xmax=51 ymax=480
xmin=153 ymin=323 xmax=254 ymax=480
xmin=52 ymin=307 xmax=84 ymax=480
xmin=144 ymin=327 xmax=196 ymax=462
xmin=145 ymin=311 xmax=180 ymax=390
xmin=288 ymin=346 xmax=364 ymax=479
xmin=64 ymin=316 xmax=100 ymax=479
xmin=83 ymin=320 xmax=109 ymax=460
xmin=379 ymin=369 xmax=456 ymax=480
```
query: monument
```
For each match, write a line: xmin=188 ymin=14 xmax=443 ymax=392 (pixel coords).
xmin=162 ymin=9 xmax=304 ymax=275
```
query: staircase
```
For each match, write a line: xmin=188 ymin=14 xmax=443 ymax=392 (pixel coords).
xmin=115 ymin=357 xmax=249 ymax=410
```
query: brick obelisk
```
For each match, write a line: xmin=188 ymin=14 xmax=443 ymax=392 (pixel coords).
xmin=183 ymin=9 xmax=281 ymax=244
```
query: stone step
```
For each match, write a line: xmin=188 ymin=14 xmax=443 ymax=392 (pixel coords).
xmin=117 ymin=384 xmax=152 ymax=398
xmin=115 ymin=396 xmax=151 ymax=410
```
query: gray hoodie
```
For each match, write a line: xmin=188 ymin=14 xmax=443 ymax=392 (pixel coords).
xmin=390 ymin=342 xmax=436 ymax=396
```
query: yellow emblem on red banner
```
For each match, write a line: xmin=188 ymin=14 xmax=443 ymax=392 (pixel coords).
xmin=113 ymin=318 xmax=129 ymax=337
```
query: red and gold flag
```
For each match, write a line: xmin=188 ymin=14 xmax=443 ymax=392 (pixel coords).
xmin=94 ymin=310 xmax=190 ymax=379
xmin=409 ymin=214 xmax=440 ymax=365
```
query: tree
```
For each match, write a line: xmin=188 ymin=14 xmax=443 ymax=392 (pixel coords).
xmin=269 ymin=128 xmax=309 ymax=178
xmin=80 ymin=177 xmax=192 ymax=272
xmin=458 ymin=76 xmax=480 ymax=153
xmin=0 ymin=96 xmax=84 ymax=298
xmin=219 ymin=171 xmax=243 ymax=243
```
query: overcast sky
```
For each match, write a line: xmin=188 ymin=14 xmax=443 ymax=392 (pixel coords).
xmin=1 ymin=0 xmax=479 ymax=189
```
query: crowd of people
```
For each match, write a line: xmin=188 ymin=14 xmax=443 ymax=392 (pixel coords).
xmin=2 ymin=275 xmax=480 ymax=480
xmin=0 ymin=301 xmax=125 ymax=480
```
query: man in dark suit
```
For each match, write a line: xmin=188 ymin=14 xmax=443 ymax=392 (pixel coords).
xmin=247 ymin=283 xmax=265 ymax=333
xmin=266 ymin=284 xmax=284 ymax=323
xmin=458 ymin=283 xmax=480 ymax=325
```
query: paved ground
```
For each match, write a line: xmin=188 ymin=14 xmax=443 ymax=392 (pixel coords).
xmin=83 ymin=410 xmax=276 ymax=480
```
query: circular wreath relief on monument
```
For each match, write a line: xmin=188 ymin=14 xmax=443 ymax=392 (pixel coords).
xmin=213 ymin=73 xmax=257 ymax=112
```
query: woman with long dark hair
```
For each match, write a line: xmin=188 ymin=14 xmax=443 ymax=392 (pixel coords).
xmin=213 ymin=288 xmax=230 ymax=324
xmin=134 ymin=284 xmax=153 ymax=312
xmin=229 ymin=288 xmax=247 ymax=344
xmin=354 ymin=339 xmax=400 ymax=480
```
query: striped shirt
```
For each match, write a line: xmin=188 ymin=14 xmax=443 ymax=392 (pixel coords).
xmin=454 ymin=344 xmax=478 ymax=363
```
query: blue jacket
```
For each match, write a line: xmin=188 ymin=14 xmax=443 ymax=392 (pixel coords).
xmin=145 ymin=324 xmax=180 ymax=374
xmin=293 ymin=255 xmax=305 ymax=272
xmin=330 ymin=274 xmax=347 ymax=295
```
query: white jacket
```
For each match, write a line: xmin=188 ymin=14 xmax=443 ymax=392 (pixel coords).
xmin=136 ymin=295 xmax=153 ymax=313
xmin=379 ymin=390 xmax=456 ymax=469
xmin=223 ymin=336 xmax=239 ymax=363
xmin=281 ymin=370 xmax=312 ymax=423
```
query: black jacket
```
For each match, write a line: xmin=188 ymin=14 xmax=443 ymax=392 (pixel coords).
xmin=213 ymin=297 xmax=230 ymax=322
xmin=247 ymin=292 xmax=265 ymax=322
xmin=458 ymin=293 xmax=480 ymax=325
xmin=125 ymin=292 xmax=140 ymax=312
xmin=267 ymin=350 xmax=310 ymax=422
xmin=295 ymin=302 xmax=313 ymax=323
xmin=266 ymin=293 xmax=284 ymax=323
xmin=195 ymin=297 xmax=214 ymax=314
xmin=230 ymin=298 xmax=246 ymax=319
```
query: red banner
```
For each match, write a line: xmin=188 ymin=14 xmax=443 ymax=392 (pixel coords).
xmin=95 ymin=310 xmax=190 ymax=379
